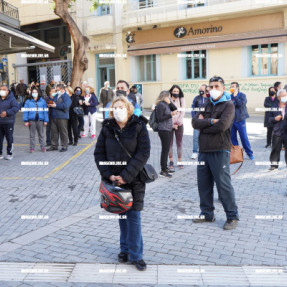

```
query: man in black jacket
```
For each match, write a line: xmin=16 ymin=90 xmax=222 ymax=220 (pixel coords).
xmin=268 ymin=89 xmax=287 ymax=171
xmin=192 ymin=76 xmax=239 ymax=230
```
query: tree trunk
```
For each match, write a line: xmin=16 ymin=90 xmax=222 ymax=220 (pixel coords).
xmin=54 ymin=0 xmax=89 ymax=88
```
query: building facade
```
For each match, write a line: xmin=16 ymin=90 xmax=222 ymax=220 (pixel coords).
xmin=80 ymin=0 xmax=287 ymax=110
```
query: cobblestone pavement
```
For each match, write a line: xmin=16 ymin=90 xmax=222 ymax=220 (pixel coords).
xmin=0 ymin=111 xmax=286 ymax=286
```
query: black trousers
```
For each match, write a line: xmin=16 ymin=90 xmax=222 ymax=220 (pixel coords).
xmin=197 ymin=151 xmax=239 ymax=221
xmin=158 ymin=130 xmax=171 ymax=171
xmin=266 ymin=127 xmax=273 ymax=146
xmin=78 ymin=116 xmax=84 ymax=137
xmin=68 ymin=116 xmax=78 ymax=144
xmin=270 ymin=135 xmax=287 ymax=168
xmin=0 ymin=123 xmax=14 ymax=155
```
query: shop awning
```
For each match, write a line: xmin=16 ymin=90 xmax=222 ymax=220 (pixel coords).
xmin=0 ymin=23 xmax=55 ymax=55
xmin=127 ymin=29 xmax=287 ymax=56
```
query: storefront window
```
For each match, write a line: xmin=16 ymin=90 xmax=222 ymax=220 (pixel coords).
xmin=185 ymin=50 xmax=206 ymax=79
xmin=138 ymin=55 xmax=156 ymax=81
xmin=139 ymin=0 xmax=154 ymax=9
xmin=251 ymin=43 xmax=278 ymax=76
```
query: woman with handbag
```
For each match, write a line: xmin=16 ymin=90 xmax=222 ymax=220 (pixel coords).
xmin=155 ymin=91 xmax=178 ymax=178
xmin=67 ymin=86 xmax=79 ymax=146
xmin=94 ymin=96 xmax=150 ymax=271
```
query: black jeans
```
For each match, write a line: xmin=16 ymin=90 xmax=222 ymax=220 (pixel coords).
xmin=158 ymin=130 xmax=171 ymax=171
xmin=68 ymin=116 xmax=79 ymax=144
xmin=0 ymin=123 xmax=14 ymax=155
xmin=78 ymin=116 xmax=84 ymax=137
xmin=266 ymin=127 xmax=273 ymax=146
xmin=270 ymin=135 xmax=287 ymax=168
xmin=197 ymin=151 xmax=239 ymax=221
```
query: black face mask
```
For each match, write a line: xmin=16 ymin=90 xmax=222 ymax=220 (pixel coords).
xmin=199 ymin=90 xmax=204 ymax=96
xmin=172 ymin=93 xmax=179 ymax=98
xmin=116 ymin=90 xmax=126 ymax=97
xmin=269 ymin=91 xmax=276 ymax=97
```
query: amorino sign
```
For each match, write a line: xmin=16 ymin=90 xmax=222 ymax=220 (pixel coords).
xmin=174 ymin=25 xmax=223 ymax=38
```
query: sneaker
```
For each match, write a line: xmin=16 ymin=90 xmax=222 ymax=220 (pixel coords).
xmin=268 ymin=167 xmax=278 ymax=172
xmin=249 ymin=156 xmax=254 ymax=160
xmin=132 ymin=259 xmax=146 ymax=271
xmin=47 ymin=147 xmax=58 ymax=151
xmin=73 ymin=143 xmax=78 ymax=146
xmin=159 ymin=170 xmax=172 ymax=178
xmin=30 ymin=148 xmax=34 ymax=153
xmin=192 ymin=216 xmax=215 ymax=223
xmin=41 ymin=148 xmax=46 ymax=152
xmin=168 ymin=161 xmax=175 ymax=172
xmin=167 ymin=168 xmax=175 ymax=173
xmin=59 ymin=148 xmax=67 ymax=152
xmin=68 ymin=142 xmax=73 ymax=145
xmin=223 ymin=219 xmax=238 ymax=230
xmin=0 ymin=154 xmax=3 ymax=159
xmin=91 ymin=134 xmax=95 ymax=139
xmin=191 ymin=153 xmax=198 ymax=160
xmin=5 ymin=154 xmax=13 ymax=160
xmin=265 ymin=144 xmax=271 ymax=148
xmin=81 ymin=135 xmax=86 ymax=138
xmin=118 ymin=252 xmax=128 ymax=263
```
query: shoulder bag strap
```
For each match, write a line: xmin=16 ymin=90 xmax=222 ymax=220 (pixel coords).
xmin=114 ymin=130 xmax=132 ymax=159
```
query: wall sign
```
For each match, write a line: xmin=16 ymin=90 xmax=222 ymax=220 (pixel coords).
xmin=174 ymin=27 xmax=187 ymax=38
xmin=174 ymin=25 xmax=223 ymax=38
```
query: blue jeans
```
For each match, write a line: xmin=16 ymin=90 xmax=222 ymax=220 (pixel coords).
xmin=119 ymin=209 xmax=143 ymax=262
xmin=231 ymin=120 xmax=253 ymax=157
xmin=193 ymin=129 xmax=200 ymax=153
xmin=18 ymin=95 xmax=24 ymax=108
xmin=197 ymin=152 xmax=239 ymax=221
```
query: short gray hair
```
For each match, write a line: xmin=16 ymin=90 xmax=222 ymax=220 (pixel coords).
xmin=57 ymin=84 xmax=65 ymax=90
xmin=277 ymin=89 xmax=287 ymax=97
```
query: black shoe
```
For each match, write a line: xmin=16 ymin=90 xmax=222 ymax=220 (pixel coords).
xmin=160 ymin=170 xmax=172 ymax=178
xmin=78 ymin=135 xmax=81 ymax=139
xmin=46 ymin=147 xmax=58 ymax=151
xmin=265 ymin=144 xmax=271 ymax=148
xmin=192 ymin=216 xmax=215 ymax=223
xmin=59 ymin=148 xmax=67 ymax=152
xmin=68 ymin=142 xmax=73 ymax=145
xmin=223 ymin=219 xmax=238 ymax=230
xmin=167 ymin=168 xmax=175 ymax=173
xmin=73 ymin=143 xmax=78 ymax=146
xmin=268 ymin=167 xmax=278 ymax=172
xmin=118 ymin=252 xmax=128 ymax=263
xmin=46 ymin=144 xmax=51 ymax=147
xmin=132 ymin=259 xmax=146 ymax=271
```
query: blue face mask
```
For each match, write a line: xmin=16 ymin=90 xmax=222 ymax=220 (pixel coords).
xmin=76 ymin=91 xmax=81 ymax=96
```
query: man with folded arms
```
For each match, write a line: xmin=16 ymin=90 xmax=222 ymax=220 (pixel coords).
xmin=192 ymin=76 xmax=239 ymax=230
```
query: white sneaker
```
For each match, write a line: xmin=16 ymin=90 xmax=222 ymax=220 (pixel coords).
xmin=0 ymin=154 xmax=3 ymax=159
xmin=5 ymin=154 xmax=13 ymax=160
xmin=191 ymin=153 xmax=198 ymax=160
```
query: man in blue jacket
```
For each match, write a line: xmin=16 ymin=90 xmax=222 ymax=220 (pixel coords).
xmin=0 ymin=85 xmax=20 ymax=160
xmin=191 ymin=84 xmax=209 ymax=159
xmin=230 ymin=82 xmax=254 ymax=160
xmin=47 ymin=84 xmax=72 ymax=152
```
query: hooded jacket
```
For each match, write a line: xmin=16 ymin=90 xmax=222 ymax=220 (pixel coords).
xmin=192 ymin=92 xmax=235 ymax=152
xmin=94 ymin=115 xmax=150 ymax=211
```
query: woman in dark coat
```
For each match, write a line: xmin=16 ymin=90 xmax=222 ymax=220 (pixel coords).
xmin=155 ymin=90 xmax=178 ymax=178
xmin=264 ymin=87 xmax=278 ymax=148
xmin=67 ymin=86 xmax=80 ymax=146
xmin=94 ymin=96 xmax=150 ymax=271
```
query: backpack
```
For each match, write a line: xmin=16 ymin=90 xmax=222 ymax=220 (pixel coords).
xmin=149 ymin=107 xmax=158 ymax=132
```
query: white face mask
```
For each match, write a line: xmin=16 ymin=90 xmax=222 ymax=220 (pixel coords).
xmin=281 ymin=96 xmax=287 ymax=103
xmin=114 ymin=108 xmax=127 ymax=123
xmin=210 ymin=89 xmax=222 ymax=100
xmin=0 ymin=91 xmax=7 ymax=97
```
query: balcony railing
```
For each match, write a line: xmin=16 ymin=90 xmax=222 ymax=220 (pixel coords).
xmin=122 ymin=0 xmax=286 ymax=27
xmin=0 ymin=0 xmax=19 ymax=20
